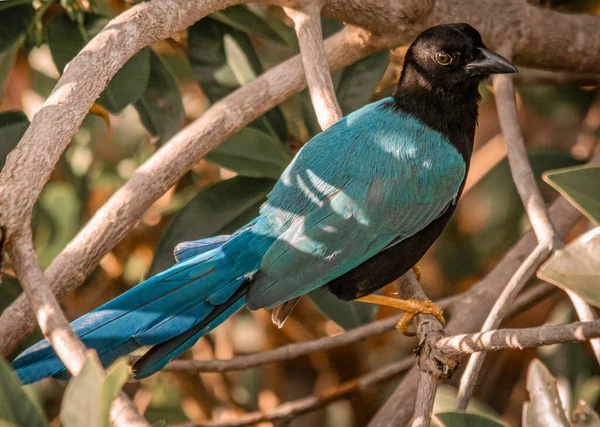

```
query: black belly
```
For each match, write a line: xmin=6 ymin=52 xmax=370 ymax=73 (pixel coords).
xmin=325 ymin=203 xmax=457 ymax=301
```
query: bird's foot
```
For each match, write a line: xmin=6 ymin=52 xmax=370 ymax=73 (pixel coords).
xmin=355 ymin=294 xmax=445 ymax=336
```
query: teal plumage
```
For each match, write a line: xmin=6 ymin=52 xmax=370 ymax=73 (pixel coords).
xmin=12 ymin=23 xmax=517 ymax=384
xmin=247 ymin=98 xmax=465 ymax=309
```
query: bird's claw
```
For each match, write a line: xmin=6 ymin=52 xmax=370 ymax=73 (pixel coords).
xmin=394 ymin=299 xmax=445 ymax=336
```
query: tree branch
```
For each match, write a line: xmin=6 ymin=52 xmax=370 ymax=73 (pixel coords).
xmin=393 ymin=272 xmax=457 ymax=427
xmin=455 ymin=71 xmax=600 ymax=410
xmin=4 ymin=0 xmax=600 ymax=360
xmin=0 ymin=26 xmax=385 ymax=358
xmin=286 ymin=1 xmax=342 ymax=129
xmin=439 ymin=319 xmax=600 ymax=356
xmin=6 ymin=232 xmax=148 ymax=426
xmin=172 ymin=356 xmax=415 ymax=427
xmin=369 ymin=152 xmax=598 ymax=426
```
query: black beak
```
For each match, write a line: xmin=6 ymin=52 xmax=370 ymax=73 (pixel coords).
xmin=466 ymin=48 xmax=518 ymax=75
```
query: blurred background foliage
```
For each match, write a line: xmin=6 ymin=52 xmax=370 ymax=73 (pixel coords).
xmin=1 ymin=0 xmax=600 ymax=425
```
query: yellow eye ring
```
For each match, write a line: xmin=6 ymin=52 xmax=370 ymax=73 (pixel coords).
xmin=435 ymin=52 xmax=452 ymax=66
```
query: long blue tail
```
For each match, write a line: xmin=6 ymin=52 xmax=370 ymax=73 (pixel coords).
xmin=13 ymin=226 xmax=266 ymax=383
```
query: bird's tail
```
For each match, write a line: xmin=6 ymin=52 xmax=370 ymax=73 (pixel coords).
xmin=13 ymin=226 xmax=265 ymax=383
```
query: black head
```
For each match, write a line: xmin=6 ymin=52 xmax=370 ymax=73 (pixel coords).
xmin=397 ymin=23 xmax=517 ymax=94
xmin=392 ymin=24 xmax=517 ymax=166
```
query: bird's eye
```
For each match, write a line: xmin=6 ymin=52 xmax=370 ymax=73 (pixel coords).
xmin=435 ymin=52 xmax=452 ymax=66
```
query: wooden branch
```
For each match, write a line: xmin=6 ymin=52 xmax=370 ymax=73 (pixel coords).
xmin=286 ymin=2 xmax=342 ymax=129
xmin=169 ymin=305 xmax=597 ymax=427
xmin=455 ymin=71 xmax=600 ymax=410
xmin=394 ymin=272 xmax=457 ymax=427
xmin=493 ymin=72 xmax=558 ymax=246
xmin=4 ymin=0 xmax=600 ymax=360
xmin=7 ymin=232 xmax=148 ymax=426
xmin=454 ymin=243 xmax=552 ymax=409
xmin=164 ymin=280 xmax=555 ymax=375
xmin=369 ymin=152 xmax=597 ymax=425
xmin=439 ymin=319 xmax=600 ymax=356
xmin=0 ymin=26 xmax=385 ymax=358
xmin=172 ymin=356 xmax=414 ymax=427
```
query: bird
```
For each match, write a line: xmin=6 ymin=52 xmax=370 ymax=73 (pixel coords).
xmin=13 ymin=23 xmax=517 ymax=384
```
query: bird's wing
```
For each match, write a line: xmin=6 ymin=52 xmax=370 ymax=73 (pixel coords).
xmin=246 ymin=99 xmax=466 ymax=310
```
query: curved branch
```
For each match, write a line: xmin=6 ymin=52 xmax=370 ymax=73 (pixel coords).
xmin=7 ymin=233 xmax=148 ymax=426
xmin=286 ymin=2 xmax=342 ymax=129
xmin=173 ymin=356 xmax=414 ymax=427
xmin=0 ymin=26 xmax=385 ymax=357
xmin=0 ymin=0 xmax=246 ymax=240
xmin=368 ymin=151 xmax=598 ymax=425
xmin=439 ymin=319 xmax=600 ymax=356
xmin=4 ymin=0 xmax=600 ymax=359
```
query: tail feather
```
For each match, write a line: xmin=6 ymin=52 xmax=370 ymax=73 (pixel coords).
xmin=13 ymin=229 xmax=264 ymax=384
xmin=132 ymin=285 xmax=248 ymax=379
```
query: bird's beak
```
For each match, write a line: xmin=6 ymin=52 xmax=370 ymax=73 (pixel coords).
xmin=466 ymin=48 xmax=518 ymax=75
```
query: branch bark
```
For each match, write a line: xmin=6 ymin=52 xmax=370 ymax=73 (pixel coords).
xmin=0 ymin=25 xmax=386 ymax=358
xmin=369 ymin=151 xmax=598 ymax=425
xmin=394 ymin=272 xmax=457 ymax=427
xmin=3 ymin=0 xmax=600 ymax=360
xmin=286 ymin=1 xmax=342 ymax=129
xmin=173 ymin=356 xmax=414 ymax=427
xmin=439 ymin=319 xmax=600 ymax=356
xmin=7 ymin=232 xmax=148 ymax=426
xmin=455 ymin=72 xmax=600 ymax=410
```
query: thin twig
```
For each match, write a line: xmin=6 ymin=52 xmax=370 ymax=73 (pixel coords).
xmin=286 ymin=1 xmax=342 ymax=129
xmin=172 ymin=356 xmax=415 ymax=427
xmin=169 ymin=312 xmax=600 ymax=427
xmin=369 ymin=152 xmax=596 ymax=426
xmin=439 ymin=319 xmax=600 ymax=356
xmin=493 ymin=73 xmax=558 ymax=245
xmin=164 ymin=280 xmax=557 ymax=374
xmin=0 ymin=26 xmax=386 ymax=358
xmin=395 ymin=272 xmax=457 ymax=427
xmin=455 ymin=243 xmax=551 ymax=409
xmin=7 ymin=232 xmax=148 ymax=427
xmin=455 ymin=66 xmax=583 ymax=409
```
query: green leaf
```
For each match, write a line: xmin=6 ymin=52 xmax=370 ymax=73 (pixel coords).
xmin=523 ymin=359 xmax=570 ymax=427
xmin=574 ymin=400 xmax=600 ymax=427
xmin=543 ymin=165 xmax=600 ymax=224
xmin=0 ymin=4 xmax=34 ymax=53
xmin=206 ymin=127 xmax=291 ymax=179
xmin=188 ymin=18 xmax=287 ymax=141
xmin=61 ymin=353 xmax=129 ymax=427
xmin=223 ymin=34 xmax=257 ymax=86
xmin=538 ymin=227 xmax=600 ymax=308
xmin=61 ymin=352 xmax=104 ymax=427
xmin=134 ymin=51 xmax=184 ymax=146
xmin=308 ymin=289 xmax=378 ymax=330
xmin=0 ymin=357 xmax=48 ymax=427
xmin=0 ymin=111 xmax=29 ymax=172
xmin=100 ymin=359 xmax=131 ymax=427
xmin=211 ymin=6 xmax=286 ymax=45
xmin=336 ymin=50 xmax=390 ymax=115
xmin=35 ymin=182 xmax=81 ymax=267
xmin=148 ymin=177 xmax=275 ymax=275
xmin=436 ymin=412 xmax=506 ymax=427
xmin=0 ymin=0 xmax=33 ymax=11
xmin=46 ymin=14 xmax=151 ymax=114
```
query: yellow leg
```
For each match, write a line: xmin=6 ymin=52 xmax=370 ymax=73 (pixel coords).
xmin=355 ymin=294 xmax=445 ymax=335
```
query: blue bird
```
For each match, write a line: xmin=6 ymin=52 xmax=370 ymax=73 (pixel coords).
xmin=13 ymin=23 xmax=517 ymax=383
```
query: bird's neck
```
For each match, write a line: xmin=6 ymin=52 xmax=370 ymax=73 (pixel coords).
xmin=392 ymin=64 xmax=480 ymax=164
